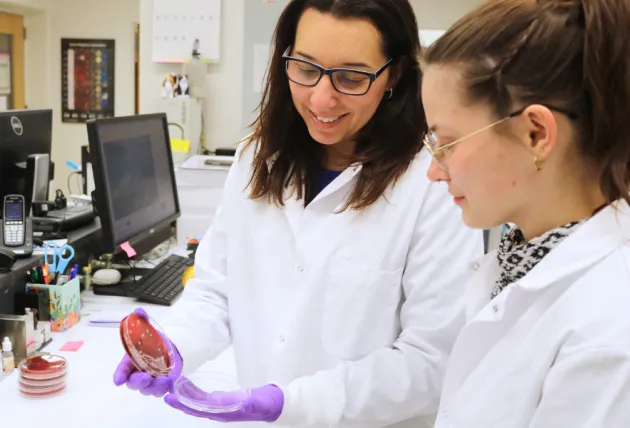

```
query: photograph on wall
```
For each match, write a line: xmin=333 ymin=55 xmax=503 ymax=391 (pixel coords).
xmin=61 ymin=38 xmax=115 ymax=123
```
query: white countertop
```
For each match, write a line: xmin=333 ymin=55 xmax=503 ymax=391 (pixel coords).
xmin=0 ymin=289 xmax=241 ymax=428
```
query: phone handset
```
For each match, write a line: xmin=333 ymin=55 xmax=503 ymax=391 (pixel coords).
xmin=3 ymin=194 xmax=26 ymax=247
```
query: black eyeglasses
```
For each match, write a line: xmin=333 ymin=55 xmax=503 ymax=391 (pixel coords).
xmin=282 ymin=48 xmax=392 ymax=96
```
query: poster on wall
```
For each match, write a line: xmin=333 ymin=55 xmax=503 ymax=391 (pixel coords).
xmin=61 ymin=38 xmax=115 ymax=123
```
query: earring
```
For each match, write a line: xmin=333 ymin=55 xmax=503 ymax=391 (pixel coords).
xmin=534 ymin=156 xmax=544 ymax=171
xmin=385 ymin=88 xmax=393 ymax=99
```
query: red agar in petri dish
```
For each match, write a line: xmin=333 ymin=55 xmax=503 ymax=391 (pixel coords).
xmin=119 ymin=312 xmax=174 ymax=377
xmin=19 ymin=373 xmax=66 ymax=387
xmin=19 ymin=355 xmax=67 ymax=377
xmin=19 ymin=384 xmax=66 ymax=398
xmin=19 ymin=379 xmax=65 ymax=392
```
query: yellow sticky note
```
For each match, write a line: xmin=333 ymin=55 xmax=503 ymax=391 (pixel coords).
xmin=170 ymin=139 xmax=190 ymax=152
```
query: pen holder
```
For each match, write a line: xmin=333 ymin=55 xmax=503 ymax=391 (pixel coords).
xmin=26 ymin=277 xmax=81 ymax=332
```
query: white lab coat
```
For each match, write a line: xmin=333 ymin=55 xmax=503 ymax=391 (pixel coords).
xmin=163 ymin=143 xmax=483 ymax=428
xmin=434 ymin=201 xmax=630 ymax=428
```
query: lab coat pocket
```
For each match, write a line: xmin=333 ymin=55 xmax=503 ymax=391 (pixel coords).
xmin=322 ymin=258 xmax=403 ymax=360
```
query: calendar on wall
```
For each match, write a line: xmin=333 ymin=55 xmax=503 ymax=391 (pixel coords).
xmin=152 ymin=0 xmax=221 ymax=63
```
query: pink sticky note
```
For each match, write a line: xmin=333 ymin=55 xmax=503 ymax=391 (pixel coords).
xmin=60 ymin=340 xmax=84 ymax=352
xmin=120 ymin=241 xmax=137 ymax=257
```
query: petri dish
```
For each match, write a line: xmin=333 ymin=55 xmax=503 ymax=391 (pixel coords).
xmin=19 ymin=378 xmax=65 ymax=393
xmin=19 ymin=355 xmax=67 ymax=377
xmin=173 ymin=373 xmax=250 ymax=414
xmin=19 ymin=374 xmax=66 ymax=387
xmin=19 ymin=383 xmax=66 ymax=398
xmin=119 ymin=312 xmax=175 ymax=377
xmin=20 ymin=368 xmax=67 ymax=381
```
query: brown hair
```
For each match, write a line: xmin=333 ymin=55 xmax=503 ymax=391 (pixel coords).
xmin=244 ymin=0 xmax=424 ymax=211
xmin=425 ymin=0 xmax=630 ymax=205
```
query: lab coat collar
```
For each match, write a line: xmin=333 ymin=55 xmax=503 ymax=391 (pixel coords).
xmin=464 ymin=200 xmax=630 ymax=320
xmin=515 ymin=199 xmax=630 ymax=291
xmin=281 ymin=163 xmax=363 ymax=233
xmin=265 ymin=152 xmax=279 ymax=172
xmin=310 ymin=163 xmax=363 ymax=209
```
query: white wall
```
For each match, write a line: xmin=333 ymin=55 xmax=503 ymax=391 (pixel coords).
xmin=21 ymin=0 xmax=138 ymax=193
xmin=138 ymin=0 xmax=245 ymax=152
xmin=11 ymin=0 xmax=480 ymax=190
xmin=138 ymin=0 xmax=481 ymax=152
xmin=411 ymin=0 xmax=483 ymax=28
xmin=0 ymin=0 xmax=46 ymax=13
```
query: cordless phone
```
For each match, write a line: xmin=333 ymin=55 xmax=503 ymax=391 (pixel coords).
xmin=3 ymin=194 xmax=26 ymax=247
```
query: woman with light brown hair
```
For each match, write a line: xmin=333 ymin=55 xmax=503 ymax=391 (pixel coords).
xmin=422 ymin=0 xmax=630 ymax=426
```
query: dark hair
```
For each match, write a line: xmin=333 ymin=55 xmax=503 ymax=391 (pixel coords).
xmin=425 ymin=0 xmax=630 ymax=205
xmin=244 ymin=0 xmax=424 ymax=211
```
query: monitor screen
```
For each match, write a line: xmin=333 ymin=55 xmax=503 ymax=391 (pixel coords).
xmin=89 ymin=114 xmax=179 ymax=248
xmin=0 ymin=109 xmax=53 ymax=213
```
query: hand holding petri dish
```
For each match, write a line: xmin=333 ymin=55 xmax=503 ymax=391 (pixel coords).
xmin=172 ymin=373 xmax=250 ymax=414
xmin=119 ymin=309 xmax=249 ymax=414
xmin=119 ymin=311 xmax=176 ymax=377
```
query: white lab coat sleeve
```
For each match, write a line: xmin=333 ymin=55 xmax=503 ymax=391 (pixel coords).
xmin=275 ymin=182 xmax=484 ymax=427
xmin=161 ymin=154 xmax=242 ymax=375
xmin=528 ymin=345 xmax=630 ymax=427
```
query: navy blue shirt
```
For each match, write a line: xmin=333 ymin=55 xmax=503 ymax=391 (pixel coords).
xmin=315 ymin=168 xmax=343 ymax=196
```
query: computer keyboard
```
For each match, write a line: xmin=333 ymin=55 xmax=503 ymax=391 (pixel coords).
xmin=128 ymin=254 xmax=194 ymax=306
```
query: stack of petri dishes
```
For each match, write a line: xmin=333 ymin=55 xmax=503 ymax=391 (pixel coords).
xmin=18 ymin=355 xmax=67 ymax=398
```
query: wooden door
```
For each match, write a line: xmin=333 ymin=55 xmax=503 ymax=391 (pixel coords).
xmin=0 ymin=12 xmax=24 ymax=110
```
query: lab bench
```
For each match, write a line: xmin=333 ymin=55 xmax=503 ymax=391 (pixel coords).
xmin=0 ymin=244 xmax=238 ymax=428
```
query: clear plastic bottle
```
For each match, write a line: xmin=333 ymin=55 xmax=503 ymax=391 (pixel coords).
xmin=2 ymin=336 xmax=14 ymax=376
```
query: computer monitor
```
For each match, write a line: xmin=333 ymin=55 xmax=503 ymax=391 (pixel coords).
xmin=86 ymin=113 xmax=180 ymax=255
xmin=0 ymin=109 xmax=53 ymax=215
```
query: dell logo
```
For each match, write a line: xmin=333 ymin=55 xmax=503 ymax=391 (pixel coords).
xmin=10 ymin=116 xmax=23 ymax=136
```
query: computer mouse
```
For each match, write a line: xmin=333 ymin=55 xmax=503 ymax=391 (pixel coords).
xmin=92 ymin=268 xmax=122 ymax=285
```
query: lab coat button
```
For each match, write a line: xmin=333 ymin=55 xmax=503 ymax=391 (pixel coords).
xmin=297 ymin=265 xmax=304 ymax=272
xmin=279 ymin=335 xmax=286 ymax=342
xmin=471 ymin=262 xmax=480 ymax=270
xmin=493 ymin=304 xmax=499 ymax=313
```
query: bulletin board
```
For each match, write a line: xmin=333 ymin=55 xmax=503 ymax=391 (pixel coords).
xmin=61 ymin=38 xmax=115 ymax=123
xmin=241 ymin=0 xmax=290 ymax=132
xmin=152 ymin=0 xmax=221 ymax=63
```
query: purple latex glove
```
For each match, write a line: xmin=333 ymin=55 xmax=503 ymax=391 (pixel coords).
xmin=112 ymin=308 xmax=183 ymax=397
xmin=164 ymin=382 xmax=284 ymax=422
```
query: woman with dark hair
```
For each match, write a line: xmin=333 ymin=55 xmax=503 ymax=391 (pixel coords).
xmin=113 ymin=1 xmax=481 ymax=426
xmin=421 ymin=0 xmax=630 ymax=426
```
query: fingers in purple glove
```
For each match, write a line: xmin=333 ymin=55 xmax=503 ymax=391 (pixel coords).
xmin=113 ymin=354 xmax=137 ymax=386
xmin=127 ymin=371 xmax=154 ymax=390
xmin=163 ymin=383 xmax=283 ymax=422
xmin=139 ymin=376 xmax=173 ymax=397
xmin=132 ymin=307 xmax=149 ymax=320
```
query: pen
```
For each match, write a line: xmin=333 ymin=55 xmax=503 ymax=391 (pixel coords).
xmin=42 ymin=265 xmax=49 ymax=285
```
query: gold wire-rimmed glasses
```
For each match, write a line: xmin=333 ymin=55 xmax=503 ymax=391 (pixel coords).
xmin=423 ymin=105 xmax=579 ymax=171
